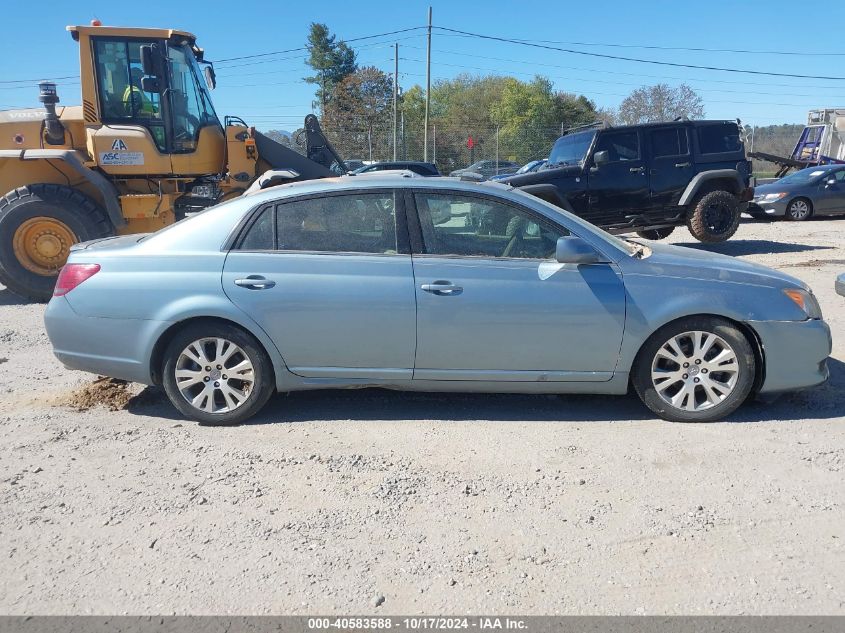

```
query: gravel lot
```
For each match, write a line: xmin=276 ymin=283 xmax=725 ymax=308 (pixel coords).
xmin=0 ymin=217 xmax=843 ymax=615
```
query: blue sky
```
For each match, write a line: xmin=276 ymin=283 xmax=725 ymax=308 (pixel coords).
xmin=2 ymin=0 xmax=844 ymax=131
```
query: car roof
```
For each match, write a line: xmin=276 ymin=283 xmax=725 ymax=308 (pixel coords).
xmin=244 ymin=174 xmax=514 ymax=204
xmin=562 ymin=119 xmax=740 ymax=137
xmin=797 ymin=163 xmax=843 ymax=172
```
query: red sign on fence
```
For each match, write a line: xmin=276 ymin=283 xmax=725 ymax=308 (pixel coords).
xmin=467 ymin=136 xmax=475 ymax=149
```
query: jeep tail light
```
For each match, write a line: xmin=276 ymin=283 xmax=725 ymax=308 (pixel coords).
xmin=54 ymin=263 xmax=100 ymax=296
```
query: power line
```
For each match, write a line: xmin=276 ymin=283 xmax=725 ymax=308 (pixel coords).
xmin=509 ymin=37 xmax=845 ymax=57
xmin=432 ymin=26 xmax=845 ymax=81
xmin=210 ymin=26 xmax=427 ymax=63
xmin=410 ymin=44 xmax=845 ymax=91
xmin=399 ymin=56 xmax=845 ymax=101
xmin=0 ymin=74 xmax=80 ymax=85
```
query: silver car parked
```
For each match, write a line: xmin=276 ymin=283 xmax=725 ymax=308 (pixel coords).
xmin=45 ymin=177 xmax=831 ymax=425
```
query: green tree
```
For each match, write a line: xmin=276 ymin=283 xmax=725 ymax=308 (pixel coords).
xmin=304 ymin=23 xmax=357 ymax=112
xmin=323 ymin=66 xmax=394 ymax=161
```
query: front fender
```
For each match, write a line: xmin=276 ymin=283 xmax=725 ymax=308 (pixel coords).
xmin=616 ymin=273 xmax=805 ymax=373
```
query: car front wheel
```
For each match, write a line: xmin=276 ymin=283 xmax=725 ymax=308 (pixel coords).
xmin=161 ymin=322 xmax=275 ymax=425
xmin=785 ymin=197 xmax=812 ymax=221
xmin=632 ymin=317 xmax=756 ymax=422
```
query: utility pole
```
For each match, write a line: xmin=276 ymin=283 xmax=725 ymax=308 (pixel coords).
xmin=393 ymin=42 xmax=399 ymax=161
xmin=495 ymin=125 xmax=499 ymax=175
xmin=423 ymin=6 xmax=432 ymax=161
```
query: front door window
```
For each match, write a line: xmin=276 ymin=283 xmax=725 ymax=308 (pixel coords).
xmin=415 ymin=192 xmax=566 ymax=260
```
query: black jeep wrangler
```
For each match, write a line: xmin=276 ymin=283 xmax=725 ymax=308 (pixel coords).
xmin=503 ymin=120 xmax=754 ymax=242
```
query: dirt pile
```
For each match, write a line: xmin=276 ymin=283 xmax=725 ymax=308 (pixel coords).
xmin=60 ymin=377 xmax=135 ymax=412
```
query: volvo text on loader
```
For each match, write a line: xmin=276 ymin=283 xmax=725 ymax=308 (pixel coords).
xmin=0 ymin=23 xmax=345 ymax=300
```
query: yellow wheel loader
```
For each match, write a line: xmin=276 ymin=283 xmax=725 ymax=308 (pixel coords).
xmin=0 ymin=23 xmax=346 ymax=300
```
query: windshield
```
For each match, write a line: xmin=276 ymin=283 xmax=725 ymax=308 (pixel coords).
xmin=516 ymin=160 xmax=545 ymax=174
xmin=777 ymin=167 xmax=831 ymax=186
xmin=548 ymin=131 xmax=595 ymax=167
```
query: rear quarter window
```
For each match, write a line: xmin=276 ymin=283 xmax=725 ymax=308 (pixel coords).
xmin=697 ymin=124 xmax=742 ymax=154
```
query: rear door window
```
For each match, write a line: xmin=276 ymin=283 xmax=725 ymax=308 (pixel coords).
xmin=697 ymin=124 xmax=742 ymax=154
xmin=650 ymin=128 xmax=690 ymax=157
xmin=237 ymin=207 xmax=275 ymax=250
xmin=275 ymin=192 xmax=399 ymax=254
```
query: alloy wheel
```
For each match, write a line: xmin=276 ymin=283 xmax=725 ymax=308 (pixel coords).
xmin=788 ymin=199 xmax=810 ymax=220
xmin=650 ymin=330 xmax=740 ymax=412
xmin=175 ymin=337 xmax=255 ymax=414
xmin=703 ymin=202 xmax=732 ymax=234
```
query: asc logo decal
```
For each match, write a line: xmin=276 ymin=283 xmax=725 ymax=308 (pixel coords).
xmin=100 ymin=138 xmax=143 ymax=165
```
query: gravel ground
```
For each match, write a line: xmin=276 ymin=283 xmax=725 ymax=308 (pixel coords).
xmin=0 ymin=217 xmax=843 ymax=615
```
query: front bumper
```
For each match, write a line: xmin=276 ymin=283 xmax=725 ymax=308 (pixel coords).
xmin=749 ymin=318 xmax=832 ymax=393
xmin=748 ymin=198 xmax=789 ymax=217
xmin=44 ymin=296 xmax=168 ymax=385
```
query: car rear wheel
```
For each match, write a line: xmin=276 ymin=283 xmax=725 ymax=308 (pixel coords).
xmin=635 ymin=227 xmax=675 ymax=240
xmin=632 ymin=316 xmax=755 ymax=422
xmin=785 ymin=197 xmax=812 ymax=221
xmin=161 ymin=322 xmax=275 ymax=426
xmin=686 ymin=190 xmax=741 ymax=243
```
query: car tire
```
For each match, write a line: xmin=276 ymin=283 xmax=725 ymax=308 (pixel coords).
xmin=635 ymin=227 xmax=675 ymax=240
xmin=0 ymin=184 xmax=113 ymax=301
xmin=686 ymin=190 xmax=741 ymax=243
xmin=785 ymin=197 xmax=813 ymax=221
xmin=161 ymin=322 xmax=276 ymax=426
xmin=632 ymin=316 xmax=756 ymax=422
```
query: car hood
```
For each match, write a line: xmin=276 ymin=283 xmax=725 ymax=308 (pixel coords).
xmin=629 ymin=241 xmax=809 ymax=291
xmin=753 ymin=181 xmax=791 ymax=195
xmin=503 ymin=164 xmax=581 ymax=186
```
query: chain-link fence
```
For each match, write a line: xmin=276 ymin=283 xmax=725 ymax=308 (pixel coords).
xmin=275 ymin=117 xmax=567 ymax=175
xmin=270 ymin=117 xmax=809 ymax=179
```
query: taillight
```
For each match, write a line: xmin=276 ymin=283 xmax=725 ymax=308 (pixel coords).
xmin=54 ymin=263 xmax=100 ymax=297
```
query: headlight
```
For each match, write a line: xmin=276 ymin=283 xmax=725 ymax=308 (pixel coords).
xmin=763 ymin=192 xmax=788 ymax=201
xmin=784 ymin=288 xmax=823 ymax=319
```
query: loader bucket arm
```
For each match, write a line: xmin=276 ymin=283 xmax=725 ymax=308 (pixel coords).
xmin=252 ymin=131 xmax=335 ymax=180
xmin=303 ymin=114 xmax=347 ymax=173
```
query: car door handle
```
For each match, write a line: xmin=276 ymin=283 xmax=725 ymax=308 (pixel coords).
xmin=421 ymin=281 xmax=463 ymax=296
xmin=234 ymin=275 xmax=276 ymax=290
xmin=629 ymin=166 xmax=645 ymax=174
xmin=674 ymin=162 xmax=691 ymax=168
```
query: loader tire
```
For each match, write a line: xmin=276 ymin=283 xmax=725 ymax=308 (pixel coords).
xmin=0 ymin=184 xmax=113 ymax=301
xmin=685 ymin=190 xmax=741 ymax=243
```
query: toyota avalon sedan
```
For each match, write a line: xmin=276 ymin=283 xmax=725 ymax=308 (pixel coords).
xmin=45 ymin=177 xmax=831 ymax=426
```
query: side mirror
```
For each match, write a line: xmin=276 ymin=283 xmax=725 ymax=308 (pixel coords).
xmin=593 ymin=150 xmax=610 ymax=167
xmin=141 ymin=45 xmax=156 ymax=76
xmin=555 ymin=236 xmax=602 ymax=264
xmin=141 ymin=76 xmax=160 ymax=93
xmin=203 ymin=65 xmax=216 ymax=90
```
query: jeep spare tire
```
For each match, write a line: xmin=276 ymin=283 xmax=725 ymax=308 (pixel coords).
xmin=686 ymin=190 xmax=741 ymax=243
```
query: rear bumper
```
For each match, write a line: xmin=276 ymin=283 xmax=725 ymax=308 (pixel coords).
xmin=44 ymin=296 xmax=167 ymax=385
xmin=750 ymin=318 xmax=832 ymax=393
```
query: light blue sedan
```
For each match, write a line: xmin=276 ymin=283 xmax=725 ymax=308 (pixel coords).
xmin=44 ymin=177 xmax=831 ymax=425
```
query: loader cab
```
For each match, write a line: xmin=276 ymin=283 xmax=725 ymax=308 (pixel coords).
xmin=71 ymin=25 xmax=225 ymax=175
